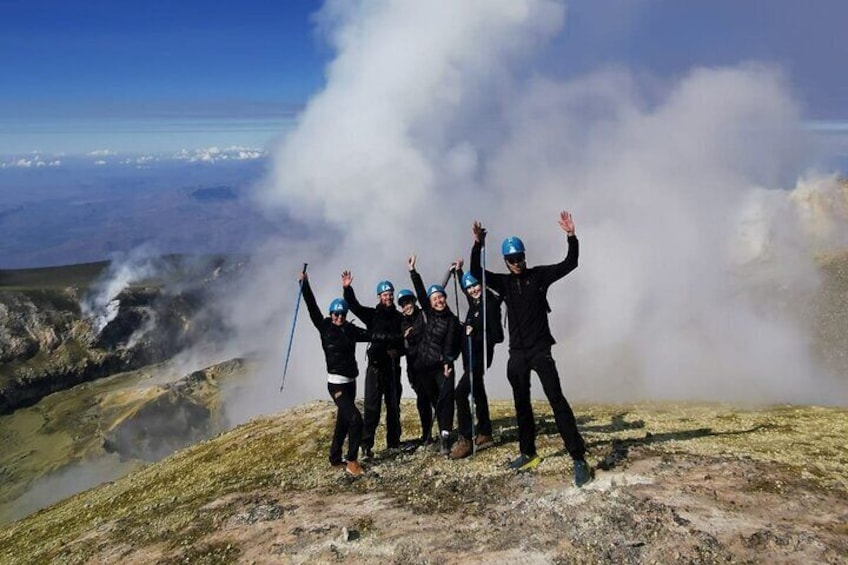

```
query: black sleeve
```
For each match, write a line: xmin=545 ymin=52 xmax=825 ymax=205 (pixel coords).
xmin=343 ymin=285 xmax=374 ymax=327
xmin=348 ymin=322 xmax=371 ymax=343
xmin=300 ymin=278 xmax=324 ymax=330
xmin=410 ymin=269 xmax=429 ymax=312
xmin=538 ymin=234 xmax=579 ymax=287
xmin=470 ymin=240 xmax=505 ymax=295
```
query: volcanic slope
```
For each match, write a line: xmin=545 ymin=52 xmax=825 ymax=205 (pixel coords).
xmin=1 ymin=399 xmax=846 ymax=564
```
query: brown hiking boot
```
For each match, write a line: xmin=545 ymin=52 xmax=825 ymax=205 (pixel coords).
xmin=345 ymin=460 xmax=365 ymax=477
xmin=475 ymin=434 xmax=494 ymax=448
xmin=449 ymin=437 xmax=472 ymax=459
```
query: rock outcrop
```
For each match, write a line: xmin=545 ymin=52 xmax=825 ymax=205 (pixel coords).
xmin=0 ymin=256 xmax=241 ymax=414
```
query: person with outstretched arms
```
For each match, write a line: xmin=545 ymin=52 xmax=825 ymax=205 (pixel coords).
xmin=449 ymin=260 xmax=503 ymax=459
xmin=299 ymin=271 xmax=370 ymax=477
xmin=342 ymin=271 xmax=405 ymax=459
xmin=470 ymin=211 xmax=592 ymax=487
xmin=407 ymin=255 xmax=462 ymax=456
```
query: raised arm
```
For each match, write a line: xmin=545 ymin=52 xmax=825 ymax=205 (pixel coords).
xmin=539 ymin=211 xmax=579 ymax=287
xmin=470 ymin=221 xmax=505 ymax=294
xmin=298 ymin=273 xmax=324 ymax=330
xmin=341 ymin=270 xmax=374 ymax=327
xmin=408 ymin=255 xmax=429 ymax=312
xmin=348 ymin=322 xmax=372 ymax=343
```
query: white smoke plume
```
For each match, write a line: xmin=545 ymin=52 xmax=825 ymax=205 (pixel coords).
xmin=234 ymin=0 xmax=848 ymax=419
xmin=81 ymin=247 xmax=161 ymax=333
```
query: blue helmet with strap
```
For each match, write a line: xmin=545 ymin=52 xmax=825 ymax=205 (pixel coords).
xmin=328 ymin=298 xmax=348 ymax=315
xmin=397 ymin=288 xmax=416 ymax=303
xmin=375 ymin=280 xmax=394 ymax=295
xmin=461 ymin=272 xmax=480 ymax=290
xmin=427 ymin=284 xmax=446 ymax=298
xmin=501 ymin=236 xmax=525 ymax=256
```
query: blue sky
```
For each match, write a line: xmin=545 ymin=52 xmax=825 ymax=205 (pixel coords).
xmin=1 ymin=0 xmax=846 ymax=156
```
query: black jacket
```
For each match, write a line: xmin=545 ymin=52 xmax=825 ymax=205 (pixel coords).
xmin=401 ymin=306 xmax=425 ymax=363
xmin=409 ymin=269 xmax=461 ymax=371
xmin=470 ymin=235 xmax=578 ymax=351
xmin=343 ymin=284 xmax=405 ymax=365
xmin=455 ymin=267 xmax=503 ymax=370
xmin=302 ymin=279 xmax=370 ymax=378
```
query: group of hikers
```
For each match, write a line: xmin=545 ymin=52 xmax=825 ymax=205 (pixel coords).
xmin=298 ymin=212 xmax=593 ymax=487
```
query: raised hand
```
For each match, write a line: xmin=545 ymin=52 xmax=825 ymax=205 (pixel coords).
xmin=558 ymin=211 xmax=575 ymax=235
xmin=341 ymin=270 xmax=353 ymax=287
xmin=472 ymin=221 xmax=487 ymax=243
xmin=408 ymin=255 xmax=417 ymax=271
xmin=298 ymin=271 xmax=308 ymax=282
xmin=450 ymin=258 xmax=464 ymax=272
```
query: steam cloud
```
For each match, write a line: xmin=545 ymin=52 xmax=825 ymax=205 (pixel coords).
xmin=81 ymin=247 xmax=161 ymax=333
xmin=231 ymin=0 xmax=847 ymax=420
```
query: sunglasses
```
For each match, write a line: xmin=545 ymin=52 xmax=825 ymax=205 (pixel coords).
xmin=330 ymin=311 xmax=346 ymax=317
xmin=505 ymin=253 xmax=525 ymax=265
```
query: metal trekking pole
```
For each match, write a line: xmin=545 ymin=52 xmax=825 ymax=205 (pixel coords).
xmin=280 ymin=263 xmax=308 ymax=392
xmin=467 ymin=332 xmax=476 ymax=456
xmin=452 ymin=268 xmax=461 ymax=316
xmin=481 ymin=242 xmax=488 ymax=375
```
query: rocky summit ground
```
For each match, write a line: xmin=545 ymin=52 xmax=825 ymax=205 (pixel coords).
xmin=1 ymin=399 xmax=846 ymax=564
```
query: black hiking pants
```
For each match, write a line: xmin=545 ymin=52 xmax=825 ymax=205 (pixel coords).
xmin=327 ymin=381 xmax=362 ymax=463
xmin=506 ymin=345 xmax=585 ymax=460
xmin=409 ymin=363 xmax=437 ymax=442
xmin=422 ymin=365 xmax=454 ymax=436
xmin=457 ymin=339 xmax=494 ymax=439
xmin=361 ymin=357 xmax=402 ymax=451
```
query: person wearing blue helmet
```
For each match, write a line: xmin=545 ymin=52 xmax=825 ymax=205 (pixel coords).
xmin=448 ymin=261 xmax=504 ymax=459
xmin=397 ymin=288 xmax=435 ymax=446
xmin=342 ymin=270 xmax=405 ymax=458
xmin=470 ymin=211 xmax=592 ymax=487
xmin=406 ymin=255 xmax=462 ymax=455
xmin=299 ymin=271 xmax=371 ymax=477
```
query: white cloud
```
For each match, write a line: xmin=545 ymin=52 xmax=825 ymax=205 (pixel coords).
xmin=231 ymin=0 xmax=848 ymax=416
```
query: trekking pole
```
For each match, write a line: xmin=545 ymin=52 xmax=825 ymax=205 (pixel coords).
xmin=452 ymin=268 xmax=461 ymax=316
xmin=280 ymin=263 xmax=308 ymax=392
xmin=468 ymin=333 xmax=476 ymax=456
xmin=481 ymin=242 xmax=488 ymax=375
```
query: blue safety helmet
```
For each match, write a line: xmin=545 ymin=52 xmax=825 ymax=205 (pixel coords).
xmin=501 ymin=236 xmax=526 ymax=257
xmin=375 ymin=280 xmax=394 ymax=295
xmin=427 ymin=284 xmax=446 ymax=298
xmin=328 ymin=298 xmax=348 ymax=315
xmin=461 ymin=272 xmax=480 ymax=290
xmin=397 ymin=289 xmax=416 ymax=303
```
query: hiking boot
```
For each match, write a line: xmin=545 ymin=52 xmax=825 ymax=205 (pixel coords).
xmin=330 ymin=458 xmax=346 ymax=468
xmin=573 ymin=459 xmax=593 ymax=487
xmin=508 ymin=453 xmax=541 ymax=472
xmin=361 ymin=447 xmax=374 ymax=462
xmin=449 ymin=437 xmax=472 ymax=459
xmin=475 ymin=434 xmax=494 ymax=448
xmin=439 ymin=430 xmax=451 ymax=456
xmin=345 ymin=460 xmax=365 ymax=477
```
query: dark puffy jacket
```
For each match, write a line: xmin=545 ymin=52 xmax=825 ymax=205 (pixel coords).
xmin=343 ymin=285 xmax=405 ymax=365
xmin=471 ymin=235 xmax=578 ymax=351
xmin=409 ymin=269 xmax=461 ymax=371
xmin=401 ymin=306 xmax=425 ymax=362
xmin=302 ymin=279 xmax=370 ymax=378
